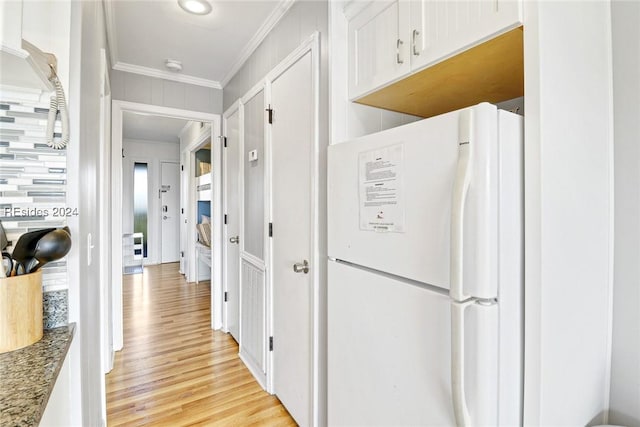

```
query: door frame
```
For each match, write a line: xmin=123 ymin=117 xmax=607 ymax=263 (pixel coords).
xmin=98 ymin=48 xmax=111 ymax=426
xmin=237 ymin=81 xmax=270 ymax=389
xmin=111 ymin=100 xmax=221 ymax=351
xmin=222 ymin=100 xmax=241 ymax=335
xmin=265 ymin=32 xmax=322 ymax=424
xmin=183 ymin=129 xmax=214 ymax=283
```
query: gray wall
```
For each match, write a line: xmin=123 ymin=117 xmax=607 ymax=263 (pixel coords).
xmin=111 ymin=69 xmax=223 ymax=114
xmin=223 ymin=0 xmax=328 ymax=111
xmin=610 ymin=1 xmax=640 ymax=425
xmin=242 ymin=91 xmax=266 ymax=260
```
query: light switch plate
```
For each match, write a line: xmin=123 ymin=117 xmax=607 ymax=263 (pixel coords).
xmin=248 ymin=149 xmax=258 ymax=162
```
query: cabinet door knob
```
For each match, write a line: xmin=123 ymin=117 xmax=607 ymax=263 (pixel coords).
xmin=396 ymin=39 xmax=404 ymax=64
xmin=229 ymin=236 xmax=239 ymax=244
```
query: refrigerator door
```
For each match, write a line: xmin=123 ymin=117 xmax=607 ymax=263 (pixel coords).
xmin=328 ymin=261 xmax=499 ymax=426
xmin=328 ymin=103 xmax=500 ymax=298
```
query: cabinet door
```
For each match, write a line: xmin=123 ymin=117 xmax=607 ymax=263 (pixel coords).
xmin=348 ymin=0 xmax=411 ymax=100
xmin=409 ymin=0 xmax=522 ymax=71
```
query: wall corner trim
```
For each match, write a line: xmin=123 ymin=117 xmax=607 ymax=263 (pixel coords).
xmin=220 ymin=0 xmax=296 ymax=88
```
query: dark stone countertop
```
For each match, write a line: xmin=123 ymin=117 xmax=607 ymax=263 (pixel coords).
xmin=0 ymin=324 xmax=75 ymax=427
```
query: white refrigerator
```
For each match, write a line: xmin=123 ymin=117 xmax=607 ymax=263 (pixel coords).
xmin=327 ymin=103 xmax=523 ymax=426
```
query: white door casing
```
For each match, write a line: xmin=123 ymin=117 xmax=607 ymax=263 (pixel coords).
xmin=98 ymin=47 xmax=112 ymax=427
xmin=99 ymin=48 xmax=113 ymax=374
xmin=183 ymin=128 xmax=211 ymax=282
xmin=183 ymin=125 xmax=223 ymax=330
xmin=268 ymin=33 xmax=321 ymax=426
xmin=111 ymin=101 xmax=220 ymax=352
xmin=160 ymin=162 xmax=180 ymax=263
xmin=223 ymin=103 xmax=241 ymax=341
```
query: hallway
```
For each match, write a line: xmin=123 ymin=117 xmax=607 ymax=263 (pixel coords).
xmin=106 ymin=263 xmax=295 ymax=426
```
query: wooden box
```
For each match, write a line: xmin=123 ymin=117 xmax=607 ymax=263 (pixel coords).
xmin=0 ymin=270 xmax=43 ymax=353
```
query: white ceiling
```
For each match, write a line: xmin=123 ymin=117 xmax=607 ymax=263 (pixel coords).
xmin=123 ymin=112 xmax=189 ymax=143
xmin=105 ymin=0 xmax=294 ymax=88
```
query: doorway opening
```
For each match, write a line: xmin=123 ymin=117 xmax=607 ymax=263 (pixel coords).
xmin=109 ymin=100 xmax=221 ymax=359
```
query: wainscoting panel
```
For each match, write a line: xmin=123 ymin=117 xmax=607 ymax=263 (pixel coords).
xmin=239 ymin=258 xmax=266 ymax=385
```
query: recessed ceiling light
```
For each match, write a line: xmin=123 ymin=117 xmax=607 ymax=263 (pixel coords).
xmin=165 ymin=59 xmax=183 ymax=72
xmin=177 ymin=0 xmax=212 ymax=15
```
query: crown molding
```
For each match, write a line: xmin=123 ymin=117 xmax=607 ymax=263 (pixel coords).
xmin=112 ymin=62 xmax=223 ymax=89
xmin=220 ymin=0 xmax=296 ymax=87
xmin=122 ymin=137 xmax=180 ymax=145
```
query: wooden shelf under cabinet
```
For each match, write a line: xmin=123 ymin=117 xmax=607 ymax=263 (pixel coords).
xmin=355 ymin=27 xmax=524 ymax=119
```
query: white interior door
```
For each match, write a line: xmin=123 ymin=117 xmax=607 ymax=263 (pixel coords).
xmin=223 ymin=106 xmax=241 ymax=342
xmin=160 ymin=161 xmax=180 ymax=263
xmin=271 ymin=50 xmax=314 ymax=426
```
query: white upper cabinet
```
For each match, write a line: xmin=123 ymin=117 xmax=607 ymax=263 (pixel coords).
xmin=348 ymin=0 xmax=411 ymax=99
xmin=347 ymin=0 xmax=523 ymax=100
xmin=0 ymin=0 xmax=24 ymax=55
xmin=410 ymin=0 xmax=522 ymax=71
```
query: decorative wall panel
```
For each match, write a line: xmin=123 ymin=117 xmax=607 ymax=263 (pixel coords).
xmin=0 ymin=90 xmax=69 ymax=292
xmin=240 ymin=259 xmax=265 ymax=375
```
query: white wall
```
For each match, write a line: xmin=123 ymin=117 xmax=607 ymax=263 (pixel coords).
xmin=223 ymin=1 xmax=328 ymax=109
xmin=179 ymin=120 xmax=209 ymax=152
xmin=122 ymin=139 xmax=180 ymax=265
xmin=523 ymin=2 xmax=614 ymax=425
xmin=67 ymin=0 xmax=111 ymax=425
xmin=610 ymin=1 xmax=640 ymax=425
xmin=21 ymin=0 xmax=72 ymax=96
xmin=111 ymin=69 xmax=223 ymax=114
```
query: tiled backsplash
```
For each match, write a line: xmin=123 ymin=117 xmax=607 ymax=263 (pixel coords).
xmin=0 ymin=88 xmax=68 ymax=293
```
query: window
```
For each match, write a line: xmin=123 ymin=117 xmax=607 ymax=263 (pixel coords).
xmin=133 ymin=162 xmax=148 ymax=258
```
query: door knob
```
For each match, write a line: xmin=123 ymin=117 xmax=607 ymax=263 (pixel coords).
xmin=229 ymin=236 xmax=239 ymax=244
xmin=163 ymin=215 xmax=168 ymax=220
xmin=293 ymin=260 xmax=309 ymax=274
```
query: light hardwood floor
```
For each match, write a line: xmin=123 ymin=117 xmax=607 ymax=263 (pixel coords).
xmin=106 ymin=263 xmax=296 ymax=426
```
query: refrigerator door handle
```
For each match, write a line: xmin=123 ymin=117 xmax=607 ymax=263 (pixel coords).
xmin=450 ymin=109 xmax=473 ymax=301
xmin=451 ymin=299 xmax=474 ymax=426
